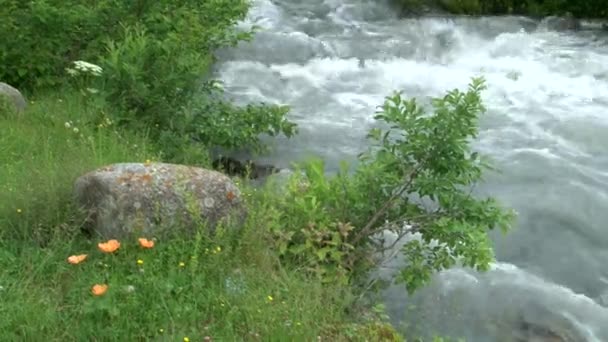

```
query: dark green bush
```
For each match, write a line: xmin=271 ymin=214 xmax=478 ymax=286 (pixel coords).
xmin=0 ymin=0 xmax=249 ymax=90
xmin=1 ymin=0 xmax=297 ymax=161
xmin=393 ymin=0 xmax=608 ymax=17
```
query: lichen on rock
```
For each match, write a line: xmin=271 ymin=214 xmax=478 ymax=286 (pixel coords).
xmin=74 ymin=162 xmax=246 ymax=239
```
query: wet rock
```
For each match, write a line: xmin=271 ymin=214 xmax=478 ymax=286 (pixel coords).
xmin=515 ymin=321 xmax=567 ymax=342
xmin=541 ymin=14 xmax=581 ymax=31
xmin=0 ymin=82 xmax=27 ymax=112
xmin=74 ymin=162 xmax=246 ymax=239
xmin=212 ymin=156 xmax=279 ymax=180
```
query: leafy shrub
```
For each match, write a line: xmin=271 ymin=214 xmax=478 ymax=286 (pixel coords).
xmin=0 ymin=0 xmax=247 ymax=91
xmin=393 ymin=0 xmax=608 ymax=17
xmin=1 ymin=0 xmax=297 ymax=161
xmin=439 ymin=0 xmax=483 ymax=14
xmin=265 ymin=78 xmax=515 ymax=293
xmin=101 ymin=23 xmax=296 ymax=157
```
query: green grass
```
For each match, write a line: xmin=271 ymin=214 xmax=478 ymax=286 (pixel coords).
xmin=0 ymin=230 xmax=350 ymax=340
xmin=0 ymin=90 xmax=157 ymax=242
xmin=0 ymin=91 xmax=402 ymax=341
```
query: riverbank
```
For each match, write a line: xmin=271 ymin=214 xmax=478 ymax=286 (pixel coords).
xmin=0 ymin=90 xmax=405 ymax=340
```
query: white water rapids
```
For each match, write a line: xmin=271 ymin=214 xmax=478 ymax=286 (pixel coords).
xmin=214 ymin=0 xmax=608 ymax=340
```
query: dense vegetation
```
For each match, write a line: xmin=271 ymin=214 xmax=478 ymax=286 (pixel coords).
xmin=1 ymin=0 xmax=515 ymax=340
xmin=397 ymin=0 xmax=608 ymax=18
xmin=0 ymin=0 xmax=296 ymax=163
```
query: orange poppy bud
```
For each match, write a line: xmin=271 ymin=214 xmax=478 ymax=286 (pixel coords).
xmin=98 ymin=239 xmax=120 ymax=253
xmin=91 ymin=284 xmax=108 ymax=296
xmin=138 ymin=238 xmax=155 ymax=249
xmin=67 ymin=254 xmax=88 ymax=265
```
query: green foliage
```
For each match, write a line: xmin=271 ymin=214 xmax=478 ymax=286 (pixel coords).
xmin=0 ymin=90 xmax=156 ymax=242
xmin=0 ymin=224 xmax=351 ymax=340
xmin=0 ymin=0 xmax=248 ymax=91
xmin=0 ymin=0 xmax=297 ymax=161
xmin=530 ymin=0 xmax=608 ymax=18
xmin=439 ymin=0 xmax=482 ymax=14
xmin=93 ymin=0 xmax=296 ymax=159
xmin=394 ymin=0 xmax=608 ymax=17
xmin=366 ymin=77 xmax=515 ymax=291
xmin=0 ymin=91 xmax=363 ymax=340
xmin=266 ymin=78 xmax=515 ymax=293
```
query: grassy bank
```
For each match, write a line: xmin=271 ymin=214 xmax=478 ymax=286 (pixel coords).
xmin=0 ymin=91 xmax=402 ymax=341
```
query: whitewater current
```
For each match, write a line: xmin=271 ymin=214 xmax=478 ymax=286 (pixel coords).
xmin=213 ymin=0 xmax=608 ymax=340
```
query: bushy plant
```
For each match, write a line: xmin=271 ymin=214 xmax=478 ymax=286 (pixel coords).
xmin=0 ymin=0 xmax=246 ymax=91
xmin=393 ymin=0 xmax=608 ymax=17
xmin=0 ymin=0 xmax=297 ymax=161
xmin=439 ymin=0 xmax=482 ymax=14
xmin=266 ymin=78 xmax=515 ymax=293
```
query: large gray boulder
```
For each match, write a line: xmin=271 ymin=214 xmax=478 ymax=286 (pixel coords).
xmin=74 ymin=162 xmax=246 ymax=239
xmin=0 ymin=82 xmax=27 ymax=112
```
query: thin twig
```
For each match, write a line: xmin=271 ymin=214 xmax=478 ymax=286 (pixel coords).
xmin=351 ymin=165 xmax=421 ymax=247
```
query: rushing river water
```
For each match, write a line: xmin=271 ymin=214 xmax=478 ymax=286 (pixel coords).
xmin=214 ymin=0 xmax=608 ymax=340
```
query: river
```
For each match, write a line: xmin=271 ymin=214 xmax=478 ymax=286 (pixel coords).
xmin=214 ymin=0 xmax=608 ymax=340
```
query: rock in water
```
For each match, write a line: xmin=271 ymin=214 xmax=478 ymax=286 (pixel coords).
xmin=541 ymin=14 xmax=581 ymax=31
xmin=0 ymin=82 xmax=27 ymax=112
xmin=74 ymin=163 xmax=246 ymax=239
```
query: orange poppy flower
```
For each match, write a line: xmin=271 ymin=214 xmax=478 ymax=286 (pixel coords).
xmin=138 ymin=238 xmax=155 ymax=249
xmin=226 ymin=191 xmax=236 ymax=201
xmin=91 ymin=284 xmax=108 ymax=296
xmin=67 ymin=254 xmax=88 ymax=265
xmin=98 ymin=239 xmax=121 ymax=253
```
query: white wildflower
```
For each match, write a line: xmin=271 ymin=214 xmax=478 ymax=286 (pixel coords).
xmin=66 ymin=68 xmax=78 ymax=76
xmin=64 ymin=122 xmax=72 ymax=129
xmin=73 ymin=127 xmax=79 ymax=134
xmin=73 ymin=60 xmax=103 ymax=76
